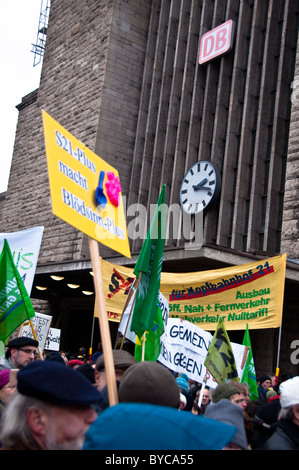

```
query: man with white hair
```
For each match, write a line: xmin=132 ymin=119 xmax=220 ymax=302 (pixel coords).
xmin=263 ymin=376 xmax=299 ymax=450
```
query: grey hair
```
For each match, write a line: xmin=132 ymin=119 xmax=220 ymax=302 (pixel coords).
xmin=0 ymin=392 xmax=52 ymax=450
xmin=278 ymin=404 xmax=299 ymax=421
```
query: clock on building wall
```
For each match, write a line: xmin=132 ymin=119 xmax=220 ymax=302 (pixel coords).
xmin=179 ymin=161 xmax=221 ymax=214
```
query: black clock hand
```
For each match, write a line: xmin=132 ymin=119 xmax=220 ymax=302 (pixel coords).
xmin=193 ymin=178 xmax=210 ymax=190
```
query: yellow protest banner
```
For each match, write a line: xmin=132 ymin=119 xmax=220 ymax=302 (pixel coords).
xmin=98 ymin=259 xmax=135 ymax=322
xmin=101 ymin=254 xmax=286 ymax=330
xmin=42 ymin=110 xmax=131 ymax=258
xmin=164 ymin=253 xmax=286 ymax=330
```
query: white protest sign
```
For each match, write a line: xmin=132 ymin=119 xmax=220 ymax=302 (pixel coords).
xmin=158 ymin=318 xmax=246 ymax=389
xmin=0 ymin=226 xmax=44 ymax=295
xmin=45 ymin=327 xmax=61 ymax=351
xmin=19 ymin=312 xmax=52 ymax=353
xmin=119 ymin=291 xmax=169 ymax=342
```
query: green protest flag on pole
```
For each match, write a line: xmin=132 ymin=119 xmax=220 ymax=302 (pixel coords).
xmin=130 ymin=184 xmax=166 ymax=358
xmin=204 ymin=316 xmax=239 ymax=383
xmin=241 ymin=324 xmax=259 ymax=401
xmin=0 ymin=239 xmax=35 ymax=344
xmin=134 ymin=306 xmax=164 ymax=362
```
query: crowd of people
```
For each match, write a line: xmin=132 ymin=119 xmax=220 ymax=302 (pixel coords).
xmin=0 ymin=336 xmax=298 ymax=450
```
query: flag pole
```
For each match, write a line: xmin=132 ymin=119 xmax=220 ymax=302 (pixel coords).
xmin=88 ymin=237 xmax=118 ymax=406
xmin=114 ymin=282 xmax=135 ymax=349
xmin=198 ymin=375 xmax=208 ymax=408
xmin=119 ymin=273 xmax=142 ymax=349
xmin=198 ymin=362 xmax=210 ymax=408
xmin=240 ymin=346 xmax=250 ymax=371
xmin=275 ymin=326 xmax=282 ymax=386
xmin=29 ymin=319 xmax=43 ymax=360
xmin=89 ymin=316 xmax=95 ymax=362
xmin=141 ymin=332 xmax=146 ymax=361
xmin=118 ymin=290 xmax=135 ymax=349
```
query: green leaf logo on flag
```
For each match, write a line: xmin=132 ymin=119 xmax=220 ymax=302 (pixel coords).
xmin=204 ymin=316 xmax=239 ymax=383
xmin=134 ymin=306 xmax=164 ymax=362
xmin=0 ymin=239 xmax=35 ymax=344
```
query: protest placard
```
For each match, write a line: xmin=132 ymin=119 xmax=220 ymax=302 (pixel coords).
xmin=42 ymin=110 xmax=131 ymax=405
xmin=19 ymin=312 xmax=52 ymax=354
xmin=45 ymin=328 xmax=61 ymax=352
xmin=158 ymin=318 xmax=246 ymax=389
xmin=0 ymin=226 xmax=44 ymax=295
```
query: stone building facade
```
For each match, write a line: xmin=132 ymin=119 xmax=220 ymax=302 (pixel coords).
xmin=1 ymin=0 xmax=299 ymax=376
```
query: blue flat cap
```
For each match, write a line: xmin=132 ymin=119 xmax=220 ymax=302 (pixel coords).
xmin=83 ymin=402 xmax=237 ymax=450
xmin=17 ymin=360 xmax=104 ymax=407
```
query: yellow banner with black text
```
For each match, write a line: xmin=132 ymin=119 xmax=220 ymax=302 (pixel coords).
xmin=100 ymin=254 xmax=286 ymax=330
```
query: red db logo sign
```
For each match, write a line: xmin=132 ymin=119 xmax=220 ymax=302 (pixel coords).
xmin=199 ymin=20 xmax=235 ymax=65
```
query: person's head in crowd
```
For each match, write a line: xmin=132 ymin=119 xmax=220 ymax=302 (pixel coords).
xmin=119 ymin=361 xmax=181 ymax=408
xmin=0 ymin=361 xmax=104 ymax=450
xmin=44 ymin=351 xmax=66 ymax=366
xmin=211 ymin=382 xmax=241 ymax=406
xmin=67 ymin=359 xmax=84 ymax=369
xmin=76 ymin=363 xmax=96 ymax=384
xmin=230 ymin=381 xmax=250 ymax=409
xmin=261 ymin=376 xmax=299 ymax=450
xmin=0 ymin=369 xmax=18 ymax=408
xmin=175 ymin=375 xmax=193 ymax=411
xmin=94 ymin=349 xmax=137 ymax=391
xmin=279 ymin=375 xmax=299 ymax=423
xmin=83 ymin=400 xmax=238 ymax=450
xmin=176 ymin=376 xmax=189 ymax=393
xmin=191 ymin=400 xmax=201 ymax=415
xmin=205 ymin=399 xmax=248 ymax=450
xmin=259 ymin=375 xmax=272 ymax=391
xmin=266 ymin=389 xmax=278 ymax=401
xmin=5 ymin=337 xmax=38 ymax=369
xmin=196 ymin=387 xmax=211 ymax=407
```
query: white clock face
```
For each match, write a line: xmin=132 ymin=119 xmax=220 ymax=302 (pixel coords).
xmin=180 ymin=161 xmax=220 ymax=214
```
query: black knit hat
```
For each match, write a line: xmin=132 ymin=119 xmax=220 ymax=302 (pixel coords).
xmin=119 ymin=361 xmax=180 ymax=408
xmin=259 ymin=374 xmax=271 ymax=385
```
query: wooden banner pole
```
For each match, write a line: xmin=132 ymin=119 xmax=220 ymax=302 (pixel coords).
xmin=29 ymin=319 xmax=43 ymax=360
xmin=240 ymin=346 xmax=250 ymax=371
xmin=198 ymin=375 xmax=207 ymax=408
xmin=88 ymin=237 xmax=118 ymax=406
xmin=141 ymin=332 xmax=146 ymax=361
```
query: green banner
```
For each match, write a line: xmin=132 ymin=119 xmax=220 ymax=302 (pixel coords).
xmin=0 ymin=239 xmax=35 ymax=343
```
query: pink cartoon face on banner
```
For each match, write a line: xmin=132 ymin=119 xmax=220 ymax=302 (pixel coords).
xmin=105 ymin=171 xmax=122 ymax=207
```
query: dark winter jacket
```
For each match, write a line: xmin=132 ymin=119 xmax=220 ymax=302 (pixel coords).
xmin=262 ymin=418 xmax=299 ymax=450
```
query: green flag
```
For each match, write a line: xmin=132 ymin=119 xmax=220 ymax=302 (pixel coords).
xmin=204 ymin=317 xmax=239 ymax=383
xmin=130 ymin=184 xmax=166 ymax=358
xmin=134 ymin=306 xmax=164 ymax=361
xmin=0 ymin=239 xmax=35 ymax=344
xmin=241 ymin=324 xmax=258 ymax=401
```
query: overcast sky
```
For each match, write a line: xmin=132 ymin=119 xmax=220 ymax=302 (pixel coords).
xmin=0 ymin=1 xmax=43 ymax=193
